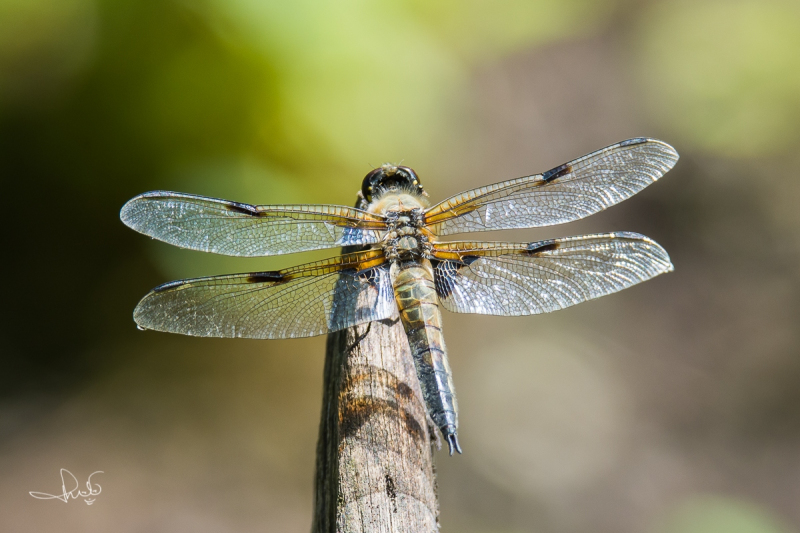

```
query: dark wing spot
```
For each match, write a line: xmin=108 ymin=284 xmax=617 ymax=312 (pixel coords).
xmin=525 ymin=240 xmax=560 ymax=255
xmin=246 ymin=271 xmax=288 ymax=283
xmin=619 ymin=137 xmax=648 ymax=147
xmin=356 ymin=267 xmax=381 ymax=286
xmin=225 ymin=202 xmax=261 ymax=216
xmin=432 ymin=260 xmax=458 ymax=300
xmin=541 ymin=162 xmax=573 ymax=183
xmin=433 ymin=256 xmax=479 ymax=300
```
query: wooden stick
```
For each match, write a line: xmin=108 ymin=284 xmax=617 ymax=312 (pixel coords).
xmin=312 ymin=316 xmax=440 ymax=532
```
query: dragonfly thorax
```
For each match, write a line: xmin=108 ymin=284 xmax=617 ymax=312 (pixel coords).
xmin=383 ymin=209 xmax=431 ymax=262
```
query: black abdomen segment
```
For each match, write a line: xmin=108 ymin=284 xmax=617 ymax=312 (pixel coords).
xmin=392 ymin=260 xmax=462 ymax=455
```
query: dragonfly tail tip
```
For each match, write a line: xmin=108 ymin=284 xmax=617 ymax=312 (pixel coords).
xmin=446 ymin=434 xmax=462 ymax=456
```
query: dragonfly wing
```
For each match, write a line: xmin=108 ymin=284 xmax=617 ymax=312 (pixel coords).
xmin=431 ymin=233 xmax=673 ymax=316
xmin=424 ymin=138 xmax=678 ymax=235
xmin=121 ymin=191 xmax=387 ymax=256
xmin=133 ymin=249 xmax=397 ymax=339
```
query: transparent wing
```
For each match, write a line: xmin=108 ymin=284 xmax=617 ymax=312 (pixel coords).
xmin=133 ymin=249 xmax=397 ymax=339
xmin=424 ymin=138 xmax=678 ymax=235
xmin=431 ymin=232 xmax=673 ymax=316
xmin=121 ymin=191 xmax=387 ymax=256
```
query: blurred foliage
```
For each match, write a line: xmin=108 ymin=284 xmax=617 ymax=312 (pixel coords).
xmin=402 ymin=0 xmax=616 ymax=61
xmin=636 ymin=0 xmax=800 ymax=157
xmin=0 ymin=0 xmax=96 ymax=105
xmin=656 ymin=496 xmax=792 ymax=533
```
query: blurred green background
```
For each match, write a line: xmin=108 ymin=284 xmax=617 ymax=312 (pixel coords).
xmin=2 ymin=0 xmax=800 ymax=531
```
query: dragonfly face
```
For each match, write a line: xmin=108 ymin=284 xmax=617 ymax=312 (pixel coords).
xmin=360 ymin=164 xmax=425 ymax=205
xmin=121 ymin=137 xmax=679 ymax=455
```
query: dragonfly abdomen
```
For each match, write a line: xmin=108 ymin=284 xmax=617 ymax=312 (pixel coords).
xmin=391 ymin=260 xmax=461 ymax=455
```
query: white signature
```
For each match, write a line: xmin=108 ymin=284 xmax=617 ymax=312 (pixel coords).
xmin=29 ymin=469 xmax=103 ymax=505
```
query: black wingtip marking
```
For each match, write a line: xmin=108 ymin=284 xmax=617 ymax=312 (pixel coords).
xmin=619 ymin=137 xmax=649 ymax=147
xmin=225 ymin=202 xmax=261 ymax=216
xmin=246 ymin=271 xmax=287 ymax=283
xmin=525 ymin=240 xmax=560 ymax=255
xmin=541 ymin=162 xmax=572 ymax=183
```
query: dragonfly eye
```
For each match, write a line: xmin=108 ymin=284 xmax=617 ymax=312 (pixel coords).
xmin=397 ymin=166 xmax=421 ymax=186
xmin=361 ymin=168 xmax=383 ymax=202
xmin=361 ymin=165 xmax=424 ymax=202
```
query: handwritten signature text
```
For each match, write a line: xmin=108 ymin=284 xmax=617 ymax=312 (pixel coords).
xmin=29 ymin=469 xmax=103 ymax=505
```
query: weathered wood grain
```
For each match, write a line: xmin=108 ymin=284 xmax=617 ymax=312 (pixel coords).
xmin=312 ymin=316 xmax=440 ymax=532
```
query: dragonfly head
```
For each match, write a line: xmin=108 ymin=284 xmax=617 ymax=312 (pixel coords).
xmin=361 ymin=164 xmax=425 ymax=204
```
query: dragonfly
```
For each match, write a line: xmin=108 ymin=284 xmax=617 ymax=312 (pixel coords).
xmin=121 ymin=137 xmax=678 ymax=455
